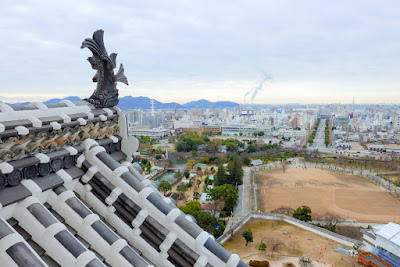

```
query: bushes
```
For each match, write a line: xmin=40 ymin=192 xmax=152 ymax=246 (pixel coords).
xmin=249 ymin=260 xmax=269 ymax=267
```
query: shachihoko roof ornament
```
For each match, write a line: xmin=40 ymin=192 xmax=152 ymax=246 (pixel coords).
xmin=81 ymin=29 xmax=128 ymax=108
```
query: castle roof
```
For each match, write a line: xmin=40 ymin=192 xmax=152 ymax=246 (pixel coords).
xmin=0 ymin=101 xmax=246 ymax=267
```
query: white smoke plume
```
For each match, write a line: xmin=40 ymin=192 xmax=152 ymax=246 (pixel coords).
xmin=244 ymin=72 xmax=272 ymax=102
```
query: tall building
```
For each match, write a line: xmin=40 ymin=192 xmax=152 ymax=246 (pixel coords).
xmin=393 ymin=112 xmax=400 ymax=131
xmin=126 ymin=110 xmax=143 ymax=126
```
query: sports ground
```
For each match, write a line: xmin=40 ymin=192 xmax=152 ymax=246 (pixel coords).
xmin=261 ymin=167 xmax=400 ymax=223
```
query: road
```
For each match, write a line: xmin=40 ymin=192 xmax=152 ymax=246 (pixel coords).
xmin=226 ymin=167 xmax=252 ymax=231
xmin=232 ymin=167 xmax=251 ymax=217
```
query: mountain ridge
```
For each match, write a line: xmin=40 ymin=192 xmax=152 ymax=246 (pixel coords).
xmin=3 ymin=96 xmax=239 ymax=109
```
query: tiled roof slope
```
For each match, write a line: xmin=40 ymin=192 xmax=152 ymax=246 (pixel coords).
xmin=0 ymin=101 xmax=247 ymax=267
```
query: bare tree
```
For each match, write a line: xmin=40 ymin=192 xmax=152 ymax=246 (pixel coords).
xmin=282 ymin=160 xmax=287 ymax=173
xmin=337 ymin=226 xmax=362 ymax=240
xmin=271 ymin=206 xmax=295 ymax=216
xmin=289 ymin=240 xmax=299 ymax=254
xmin=323 ymin=212 xmax=343 ymax=232
xmin=266 ymin=237 xmax=284 ymax=256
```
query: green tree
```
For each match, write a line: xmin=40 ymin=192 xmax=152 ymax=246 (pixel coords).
xmin=204 ymin=176 xmax=210 ymax=186
xmin=155 ymin=154 xmax=162 ymax=160
xmin=247 ymin=144 xmax=256 ymax=153
xmin=174 ymin=171 xmax=182 ymax=179
xmin=200 ymin=157 xmax=210 ymax=164
xmin=187 ymin=159 xmax=196 ymax=169
xmin=177 ymin=183 xmax=188 ymax=200
xmin=215 ymin=163 xmax=227 ymax=186
xmin=179 ymin=201 xmax=225 ymax=237
xmin=258 ymin=242 xmax=267 ymax=252
xmin=208 ymin=184 xmax=239 ymax=214
xmin=293 ymin=205 xmax=312 ymax=222
xmin=228 ymin=155 xmax=244 ymax=187
xmin=184 ymin=170 xmax=190 ymax=178
xmin=241 ymin=157 xmax=251 ymax=166
xmin=140 ymin=136 xmax=151 ymax=144
xmin=159 ymin=180 xmax=172 ymax=196
xmin=145 ymin=161 xmax=152 ymax=173
xmin=179 ymin=200 xmax=201 ymax=213
xmin=242 ymin=228 xmax=253 ymax=246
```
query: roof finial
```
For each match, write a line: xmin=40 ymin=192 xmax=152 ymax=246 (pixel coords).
xmin=81 ymin=29 xmax=128 ymax=108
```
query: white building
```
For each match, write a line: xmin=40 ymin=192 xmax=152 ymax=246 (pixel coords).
xmin=221 ymin=124 xmax=272 ymax=137
xmin=128 ymin=127 xmax=170 ymax=139
xmin=126 ymin=110 xmax=143 ymax=126
xmin=361 ymin=222 xmax=400 ymax=265
xmin=393 ymin=112 xmax=400 ymax=131
xmin=276 ymin=129 xmax=307 ymax=140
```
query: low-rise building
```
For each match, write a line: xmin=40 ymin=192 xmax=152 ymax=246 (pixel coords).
xmin=221 ymin=124 xmax=272 ymax=137
xmin=361 ymin=222 xmax=400 ymax=266
xmin=333 ymin=116 xmax=349 ymax=127
xmin=200 ymin=125 xmax=222 ymax=134
xmin=335 ymin=140 xmax=352 ymax=150
xmin=128 ymin=127 xmax=170 ymax=139
xmin=251 ymin=159 xmax=262 ymax=166
xmin=276 ymin=128 xmax=307 ymax=140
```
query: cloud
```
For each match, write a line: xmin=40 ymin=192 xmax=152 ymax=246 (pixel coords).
xmin=1 ymin=1 xmax=400 ymax=104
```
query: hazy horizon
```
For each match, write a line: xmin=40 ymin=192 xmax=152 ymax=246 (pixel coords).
xmin=1 ymin=1 xmax=400 ymax=104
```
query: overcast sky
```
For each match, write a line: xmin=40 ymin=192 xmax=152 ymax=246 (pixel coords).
xmin=1 ymin=0 xmax=400 ymax=104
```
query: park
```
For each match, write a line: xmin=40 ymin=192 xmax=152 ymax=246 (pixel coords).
xmin=261 ymin=167 xmax=400 ymax=223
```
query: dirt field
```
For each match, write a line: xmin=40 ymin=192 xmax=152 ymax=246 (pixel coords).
xmin=223 ymin=219 xmax=360 ymax=267
xmin=261 ymin=167 xmax=400 ymax=223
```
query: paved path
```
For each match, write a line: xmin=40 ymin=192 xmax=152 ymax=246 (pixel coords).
xmin=226 ymin=167 xmax=252 ymax=232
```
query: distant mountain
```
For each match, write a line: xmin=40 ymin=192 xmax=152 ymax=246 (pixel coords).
xmin=5 ymin=96 xmax=81 ymax=106
xmin=7 ymin=102 xmax=30 ymax=106
xmin=43 ymin=96 xmax=81 ymax=103
xmin=183 ymin=99 xmax=213 ymax=109
xmin=211 ymin=101 xmax=239 ymax=108
xmin=117 ymin=96 xmax=183 ymax=110
xmin=183 ymin=99 xmax=239 ymax=109
xmin=3 ymin=95 xmax=239 ymax=109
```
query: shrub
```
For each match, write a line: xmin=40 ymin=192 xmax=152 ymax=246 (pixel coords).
xmin=249 ymin=260 xmax=269 ymax=267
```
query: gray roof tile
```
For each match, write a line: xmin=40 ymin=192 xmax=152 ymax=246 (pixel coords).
xmin=12 ymin=224 xmax=31 ymax=240
xmin=65 ymin=197 xmax=91 ymax=218
xmin=27 ymin=203 xmax=58 ymax=228
xmin=40 ymin=254 xmax=61 ymax=267
xmin=91 ymin=220 xmax=119 ymax=245
xmin=120 ymin=172 xmax=145 ymax=192
xmin=0 ymin=184 xmax=31 ymax=207
xmin=54 ymin=230 xmax=86 ymax=258
xmin=204 ymin=237 xmax=231 ymax=263
xmin=174 ymin=214 xmax=203 ymax=239
xmin=9 ymin=156 xmax=40 ymax=170
xmin=146 ymin=192 xmax=173 ymax=215
xmin=119 ymin=246 xmax=149 ymax=267
xmin=85 ymin=258 xmax=105 ymax=267
xmin=0 ymin=219 xmax=14 ymax=239
xmin=6 ymin=242 xmax=46 ymax=267
xmin=34 ymin=174 xmax=64 ymax=191
xmin=96 ymin=152 xmax=120 ymax=171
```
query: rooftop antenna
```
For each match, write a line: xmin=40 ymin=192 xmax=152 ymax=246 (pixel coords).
xmin=150 ymin=99 xmax=155 ymax=117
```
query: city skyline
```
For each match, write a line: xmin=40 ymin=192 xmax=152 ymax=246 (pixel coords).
xmin=1 ymin=1 xmax=400 ymax=104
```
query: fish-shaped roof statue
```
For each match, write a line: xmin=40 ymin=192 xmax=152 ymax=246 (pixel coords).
xmin=81 ymin=29 xmax=128 ymax=108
